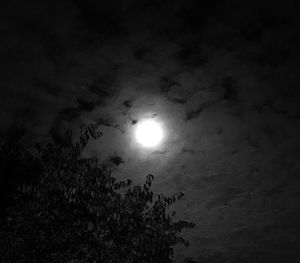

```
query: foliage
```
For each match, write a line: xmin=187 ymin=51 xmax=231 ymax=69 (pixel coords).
xmin=0 ymin=124 xmax=195 ymax=263
xmin=0 ymin=127 xmax=42 ymax=218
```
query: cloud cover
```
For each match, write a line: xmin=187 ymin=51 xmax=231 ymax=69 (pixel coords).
xmin=1 ymin=0 xmax=300 ymax=261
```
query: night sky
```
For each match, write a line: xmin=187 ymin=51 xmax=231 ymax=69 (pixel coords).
xmin=1 ymin=0 xmax=300 ymax=262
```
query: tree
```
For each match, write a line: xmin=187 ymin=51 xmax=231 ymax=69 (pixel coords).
xmin=0 ymin=124 xmax=195 ymax=263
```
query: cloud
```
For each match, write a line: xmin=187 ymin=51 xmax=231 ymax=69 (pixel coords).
xmin=1 ymin=0 xmax=300 ymax=261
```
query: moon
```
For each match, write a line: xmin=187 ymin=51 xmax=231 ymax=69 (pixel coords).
xmin=135 ymin=119 xmax=164 ymax=148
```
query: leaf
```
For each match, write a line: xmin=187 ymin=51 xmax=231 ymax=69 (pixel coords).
xmin=87 ymin=221 xmax=94 ymax=231
xmin=0 ymin=124 xmax=195 ymax=262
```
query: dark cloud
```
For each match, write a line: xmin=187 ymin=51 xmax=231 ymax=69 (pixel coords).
xmin=96 ymin=118 xmax=120 ymax=131
xmin=123 ymin=99 xmax=134 ymax=108
xmin=108 ymin=155 xmax=125 ymax=166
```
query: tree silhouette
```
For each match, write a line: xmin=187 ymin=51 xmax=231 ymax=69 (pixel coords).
xmin=0 ymin=124 xmax=195 ymax=263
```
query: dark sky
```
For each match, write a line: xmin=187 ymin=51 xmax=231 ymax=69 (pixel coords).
xmin=1 ymin=0 xmax=300 ymax=262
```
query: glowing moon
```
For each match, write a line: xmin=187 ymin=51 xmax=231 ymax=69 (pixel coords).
xmin=135 ymin=119 xmax=164 ymax=147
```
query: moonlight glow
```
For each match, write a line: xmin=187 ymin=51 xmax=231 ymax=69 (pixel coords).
xmin=135 ymin=119 xmax=164 ymax=147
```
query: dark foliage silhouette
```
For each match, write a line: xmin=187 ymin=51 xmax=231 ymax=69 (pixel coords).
xmin=0 ymin=124 xmax=195 ymax=263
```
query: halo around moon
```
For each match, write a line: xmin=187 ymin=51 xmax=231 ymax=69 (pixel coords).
xmin=135 ymin=119 xmax=164 ymax=148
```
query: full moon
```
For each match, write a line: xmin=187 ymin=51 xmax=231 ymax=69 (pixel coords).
xmin=135 ymin=119 xmax=164 ymax=147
